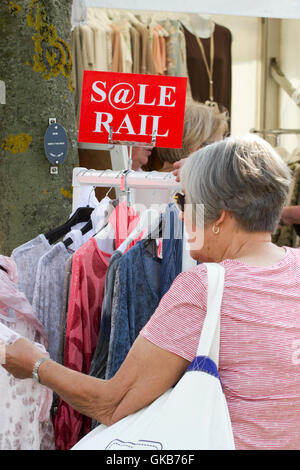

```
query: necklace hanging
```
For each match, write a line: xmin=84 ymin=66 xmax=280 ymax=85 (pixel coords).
xmin=192 ymin=22 xmax=219 ymax=112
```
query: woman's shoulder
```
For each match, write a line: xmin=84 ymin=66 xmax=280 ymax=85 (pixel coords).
xmin=186 ymin=247 xmax=300 ymax=284
xmin=287 ymin=246 xmax=300 ymax=258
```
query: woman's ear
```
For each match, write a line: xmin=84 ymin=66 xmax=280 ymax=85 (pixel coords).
xmin=214 ymin=210 xmax=227 ymax=228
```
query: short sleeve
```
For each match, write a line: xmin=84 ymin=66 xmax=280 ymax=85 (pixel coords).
xmin=140 ymin=267 xmax=208 ymax=362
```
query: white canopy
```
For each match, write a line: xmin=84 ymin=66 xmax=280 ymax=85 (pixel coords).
xmin=84 ymin=0 xmax=300 ymax=19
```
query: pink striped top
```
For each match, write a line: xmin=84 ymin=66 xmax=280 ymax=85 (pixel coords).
xmin=140 ymin=247 xmax=300 ymax=450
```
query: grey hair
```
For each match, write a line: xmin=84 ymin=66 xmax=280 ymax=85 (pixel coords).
xmin=180 ymin=134 xmax=291 ymax=232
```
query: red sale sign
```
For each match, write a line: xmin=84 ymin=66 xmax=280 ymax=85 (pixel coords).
xmin=78 ymin=71 xmax=187 ymax=148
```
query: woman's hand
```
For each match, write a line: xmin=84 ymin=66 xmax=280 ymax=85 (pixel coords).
xmin=1 ymin=335 xmax=190 ymax=426
xmin=2 ymin=338 xmax=47 ymax=380
xmin=172 ymin=158 xmax=187 ymax=182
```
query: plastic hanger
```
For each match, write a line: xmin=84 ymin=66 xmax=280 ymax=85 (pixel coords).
xmin=118 ymin=208 xmax=161 ymax=254
xmin=62 ymin=215 xmax=94 ymax=248
xmin=62 ymin=185 xmax=116 ymax=248
xmin=44 ymin=206 xmax=94 ymax=245
xmin=45 ymin=184 xmax=97 ymax=245
xmin=92 ymin=196 xmax=116 ymax=241
xmin=91 ymin=193 xmax=118 ymax=246
xmin=119 ymin=10 xmax=141 ymax=26
xmin=94 ymin=222 xmax=114 ymax=242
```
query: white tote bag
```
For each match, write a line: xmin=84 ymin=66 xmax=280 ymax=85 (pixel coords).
xmin=72 ymin=263 xmax=235 ymax=450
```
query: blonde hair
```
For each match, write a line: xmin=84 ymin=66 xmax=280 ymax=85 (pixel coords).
xmin=157 ymin=99 xmax=229 ymax=164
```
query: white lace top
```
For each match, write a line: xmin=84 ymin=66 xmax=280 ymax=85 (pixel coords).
xmin=0 ymin=255 xmax=55 ymax=450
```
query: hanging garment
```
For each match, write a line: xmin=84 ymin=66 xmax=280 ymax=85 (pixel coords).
xmin=160 ymin=19 xmax=189 ymax=78
xmin=0 ymin=256 xmax=54 ymax=450
xmin=159 ymin=203 xmax=183 ymax=298
xmin=88 ymin=8 xmax=112 ymax=72
xmin=104 ymin=205 xmax=182 ymax=381
xmin=0 ymin=322 xmax=55 ymax=450
xmin=53 ymin=238 xmax=111 ymax=450
xmin=65 ymin=238 xmax=111 ymax=374
xmin=152 ymin=24 xmax=167 ymax=75
xmin=12 ymin=198 xmax=112 ymax=365
xmin=0 ymin=255 xmax=47 ymax=341
xmin=71 ymin=0 xmax=88 ymax=31
xmin=89 ymin=203 xmax=183 ymax=388
xmin=111 ymin=24 xmax=123 ymax=72
xmin=183 ymin=23 xmax=232 ymax=115
xmin=11 ymin=234 xmax=51 ymax=305
xmin=58 ymin=255 xmax=74 ymax=366
xmin=119 ymin=21 xmax=133 ymax=73
xmin=31 ymin=242 xmax=74 ymax=363
xmin=108 ymin=200 xmax=140 ymax=248
xmin=92 ymin=9 xmax=113 ymax=70
xmin=63 ymin=196 xmax=112 ymax=251
xmin=88 ymin=251 xmax=122 ymax=431
xmin=79 ymin=24 xmax=95 ymax=72
xmin=130 ymin=25 xmax=140 ymax=74
xmin=54 ymin=202 xmax=141 ymax=450
xmin=88 ymin=14 xmax=112 ymax=72
xmin=11 ymin=189 xmax=100 ymax=303
xmin=132 ymin=22 xmax=156 ymax=75
xmin=89 ymin=250 xmax=122 ymax=382
xmin=105 ymin=239 xmax=162 ymax=381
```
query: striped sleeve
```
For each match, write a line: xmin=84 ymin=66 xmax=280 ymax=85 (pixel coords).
xmin=140 ymin=268 xmax=207 ymax=362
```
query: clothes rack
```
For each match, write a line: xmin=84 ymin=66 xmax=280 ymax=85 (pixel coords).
xmin=270 ymin=58 xmax=300 ymax=110
xmin=72 ymin=167 xmax=180 ymax=206
xmin=250 ymin=128 xmax=300 ymax=146
xmin=72 ymin=167 xmax=197 ymax=271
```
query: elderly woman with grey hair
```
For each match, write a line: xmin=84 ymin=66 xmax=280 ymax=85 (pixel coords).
xmin=3 ymin=135 xmax=300 ymax=450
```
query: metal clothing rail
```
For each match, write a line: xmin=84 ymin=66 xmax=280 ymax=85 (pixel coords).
xmin=250 ymin=127 xmax=300 ymax=146
xmin=72 ymin=167 xmax=196 ymax=271
xmin=72 ymin=167 xmax=181 ymax=210
xmin=73 ymin=167 xmax=180 ymax=187
xmin=251 ymin=128 xmax=300 ymax=136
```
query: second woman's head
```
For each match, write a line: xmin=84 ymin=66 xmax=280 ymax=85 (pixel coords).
xmin=157 ymin=98 xmax=229 ymax=165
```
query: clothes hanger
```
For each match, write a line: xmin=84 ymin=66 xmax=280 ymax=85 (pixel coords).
xmin=44 ymin=206 xmax=94 ymax=245
xmin=45 ymin=178 xmax=96 ymax=245
xmin=93 ymin=188 xmax=117 ymax=236
xmin=62 ymin=184 xmax=100 ymax=248
xmin=119 ymin=10 xmax=141 ymax=26
xmin=91 ymin=184 xmax=120 ymax=248
xmin=118 ymin=208 xmax=161 ymax=254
